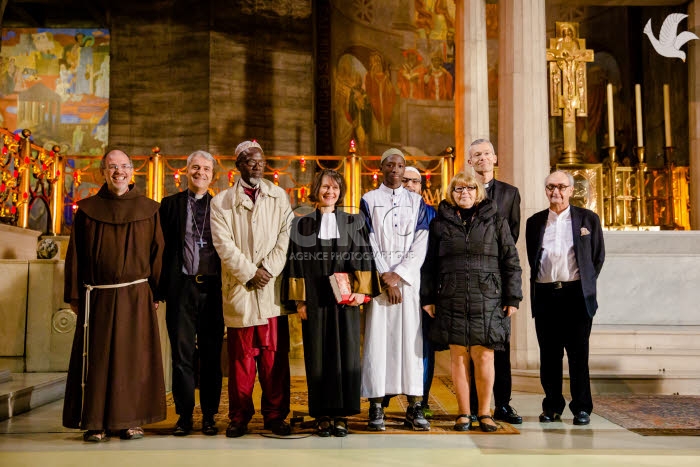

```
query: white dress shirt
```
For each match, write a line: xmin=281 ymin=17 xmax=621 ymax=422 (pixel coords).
xmin=536 ymin=206 xmax=580 ymax=283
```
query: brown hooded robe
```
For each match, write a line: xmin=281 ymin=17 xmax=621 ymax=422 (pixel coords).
xmin=63 ymin=183 xmax=166 ymax=430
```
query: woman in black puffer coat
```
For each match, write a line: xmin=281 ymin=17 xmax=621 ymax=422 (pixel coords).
xmin=421 ymin=172 xmax=522 ymax=432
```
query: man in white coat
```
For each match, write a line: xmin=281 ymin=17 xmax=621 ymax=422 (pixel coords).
xmin=210 ymin=140 xmax=294 ymax=438
xmin=360 ymin=147 xmax=431 ymax=431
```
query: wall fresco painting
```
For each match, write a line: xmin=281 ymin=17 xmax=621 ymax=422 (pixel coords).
xmin=0 ymin=28 xmax=109 ymax=155
xmin=332 ymin=1 xmax=457 ymax=156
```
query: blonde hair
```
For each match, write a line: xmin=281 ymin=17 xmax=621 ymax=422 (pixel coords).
xmin=445 ymin=171 xmax=486 ymax=206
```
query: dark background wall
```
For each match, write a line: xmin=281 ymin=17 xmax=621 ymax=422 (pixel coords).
xmin=0 ymin=0 xmax=315 ymax=156
xmin=110 ymin=0 xmax=314 ymax=156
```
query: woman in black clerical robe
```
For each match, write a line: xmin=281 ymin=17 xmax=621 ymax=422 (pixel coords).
xmin=284 ymin=169 xmax=378 ymax=437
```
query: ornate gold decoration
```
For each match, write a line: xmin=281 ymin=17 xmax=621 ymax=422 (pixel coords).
xmin=556 ymin=163 xmax=604 ymax=225
xmin=547 ymin=22 xmax=594 ymax=164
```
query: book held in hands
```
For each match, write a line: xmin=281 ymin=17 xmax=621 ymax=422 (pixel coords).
xmin=329 ymin=272 xmax=371 ymax=305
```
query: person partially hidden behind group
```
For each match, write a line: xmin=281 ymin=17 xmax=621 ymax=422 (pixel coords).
xmin=284 ymin=169 xmax=380 ymax=437
xmin=210 ymin=140 xmax=294 ymax=438
xmin=421 ymin=172 xmax=522 ymax=432
xmin=466 ymin=138 xmax=523 ymax=425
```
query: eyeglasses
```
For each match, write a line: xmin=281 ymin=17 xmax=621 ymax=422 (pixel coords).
xmin=106 ymin=164 xmax=133 ymax=171
xmin=402 ymin=178 xmax=421 ymax=184
xmin=244 ymin=160 xmax=265 ymax=168
xmin=545 ymin=184 xmax=570 ymax=192
xmin=453 ymin=185 xmax=477 ymax=193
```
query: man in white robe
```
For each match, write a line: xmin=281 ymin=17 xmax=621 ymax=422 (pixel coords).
xmin=360 ymin=148 xmax=431 ymax=431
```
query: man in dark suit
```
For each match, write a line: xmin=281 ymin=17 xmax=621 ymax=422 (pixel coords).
xmin=467 ymin=138 xmax=522 ymax=425
xmin=158 ymin=150 xmax=224 ymax=436
xmin=525 ymin=170 xmax=605 ymax=426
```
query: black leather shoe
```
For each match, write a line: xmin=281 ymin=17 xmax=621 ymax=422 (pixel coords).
xmin=202 ymin=418 xmax=218 ymax=436
xmin=539 ymin=411 xmax=562 ymax=423
xmin=477 ymin=415 xmax=498 ymax=432
xmin=453 ymin=414 xmax=472 ymax=432
xmin=573 ymin=411 xmax=590 ymax=425
xmin=173 ymin=416 xmax=192 ymax=436
xmin=493 ymin=405 xmax=523 ymax=425
xmin=264 ymin=419 xmax=292 ymax=436
xmin=225 ymin=421 xmax=247 ymax=438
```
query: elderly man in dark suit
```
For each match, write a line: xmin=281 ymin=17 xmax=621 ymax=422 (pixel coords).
xmin=159 ymin=150 xmax=223 ymax=436
xmin=525 ymin=170 xmax=605 ymax=426
xmin=467 ymin=138 xmax=522 ymax=425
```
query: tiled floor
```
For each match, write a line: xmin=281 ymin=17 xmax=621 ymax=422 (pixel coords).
xmin=1 ymin=359 xmax=699 ymax=467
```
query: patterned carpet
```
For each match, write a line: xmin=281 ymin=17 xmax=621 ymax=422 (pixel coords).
xmin=594 ymin=395 xmax=700 ymax=436
xmin=145 ymin=376 xmax=519 ymax=436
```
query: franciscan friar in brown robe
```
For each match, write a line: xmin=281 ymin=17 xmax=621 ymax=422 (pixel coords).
xmin=63 ymin=183 xmax=166 ymax=431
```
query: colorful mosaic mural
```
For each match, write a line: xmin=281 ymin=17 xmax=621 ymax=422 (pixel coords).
xmin=0 ymin=28 xmax=109 ymax=156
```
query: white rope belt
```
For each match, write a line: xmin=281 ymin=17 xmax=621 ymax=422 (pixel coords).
xmin=80 ymin=278 xmax=149 ymax=425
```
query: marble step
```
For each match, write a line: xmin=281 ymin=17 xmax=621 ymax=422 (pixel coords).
xmin=513 ymin=369 xmax=700 ymax=395
xmin=0 ymin=373 xmax=66 ymax=421
xmin=590 ymin=325 xmax=700 ymax=351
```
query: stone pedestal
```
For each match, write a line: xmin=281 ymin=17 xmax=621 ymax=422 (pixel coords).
xmin=0 ymin=260 xmax=29 ymax=373
xmin=497 ymin=0 xmax=550 ymax=370
xmin=25 ymin=260 xmax=72 ymax=372
xmin=0 ymin=224 xmax=41 ymax=260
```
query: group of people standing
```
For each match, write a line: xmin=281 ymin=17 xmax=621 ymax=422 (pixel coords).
xmin=62 ymin=139 xmax=604 ymax=442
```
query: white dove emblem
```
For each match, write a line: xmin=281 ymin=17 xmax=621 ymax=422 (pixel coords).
xmin=644 ymin=13 xmax=699 ymax=62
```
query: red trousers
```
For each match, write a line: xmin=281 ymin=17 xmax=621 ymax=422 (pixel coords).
xmin=227 ymin=316 xmax=290 ymax=424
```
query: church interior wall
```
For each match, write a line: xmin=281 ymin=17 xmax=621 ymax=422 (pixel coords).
xmin=640 ymin=4 xmax=690 ymax=167
xmin=107 ymin=0 xmax=316 ymax=157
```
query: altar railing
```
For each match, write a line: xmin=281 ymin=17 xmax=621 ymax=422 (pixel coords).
xmin=0 ymin=132 xmax=455 ymax=234
xmin=1 ymin=126 xmax=690 ymax=234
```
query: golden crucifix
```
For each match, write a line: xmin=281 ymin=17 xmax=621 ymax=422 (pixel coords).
xmin=546 ymin=22 xmax=594 ymax=164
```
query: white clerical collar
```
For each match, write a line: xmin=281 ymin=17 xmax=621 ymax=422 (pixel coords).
xmin=318 ymin=211 xmax=340 ymax=239
xmin=188 ymin=189 xmax=205 ymax=200
xmin=379 ymin=183 xmax=405 ymax=195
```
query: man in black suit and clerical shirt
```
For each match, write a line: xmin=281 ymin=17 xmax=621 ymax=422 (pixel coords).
xmin=525 ymin=170 xmax=605 ymax=426
xmin=159 ymin=150 xmax=224 ymax=436
xmin=466 ymin=138 xmax=523 ymax=425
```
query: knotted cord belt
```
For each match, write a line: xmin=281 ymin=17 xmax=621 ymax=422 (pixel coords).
xmin=80 ymin=278 xmax=149 ymax=425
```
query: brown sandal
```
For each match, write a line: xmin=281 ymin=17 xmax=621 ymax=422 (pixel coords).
xmin=83 ymin=430 xmax=108 ymax=442
xmin=119 ymin=427 xmax=144 ymax=440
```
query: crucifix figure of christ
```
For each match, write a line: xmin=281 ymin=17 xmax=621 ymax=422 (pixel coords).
xmin=546 ymin=22 xmax=594 ymax=164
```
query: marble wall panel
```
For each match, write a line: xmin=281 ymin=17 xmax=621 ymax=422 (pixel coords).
xmin=597 ymin=232 xmax=700 ymax=325
xmin=0 ymin=261 xmax=28 ymax=357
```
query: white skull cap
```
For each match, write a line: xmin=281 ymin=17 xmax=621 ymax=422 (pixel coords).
xmin=235 ymin=140 xmax=263 ymax=159
xmin=381 ymin=147 xmax=405 ymax=164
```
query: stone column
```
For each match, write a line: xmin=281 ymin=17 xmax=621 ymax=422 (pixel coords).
xmin=497 ymin=0 xmax=550 ymax=370
xmin=689 ymin=1 xmax=700 ymax=229
xmin=454 ymin=0 xmax=490 ymax=172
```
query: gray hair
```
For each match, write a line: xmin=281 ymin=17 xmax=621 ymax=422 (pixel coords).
xmin=545 ymin=170 xmax=574 ymax=187
xmin=187 ymin=150 xmax=215 ymax=170
xmin=467 ymin=138 xmax=495 ymax=157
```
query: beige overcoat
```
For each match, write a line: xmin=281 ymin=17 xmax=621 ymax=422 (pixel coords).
xmin=210 ymin=178 xmax=293 ymax=328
